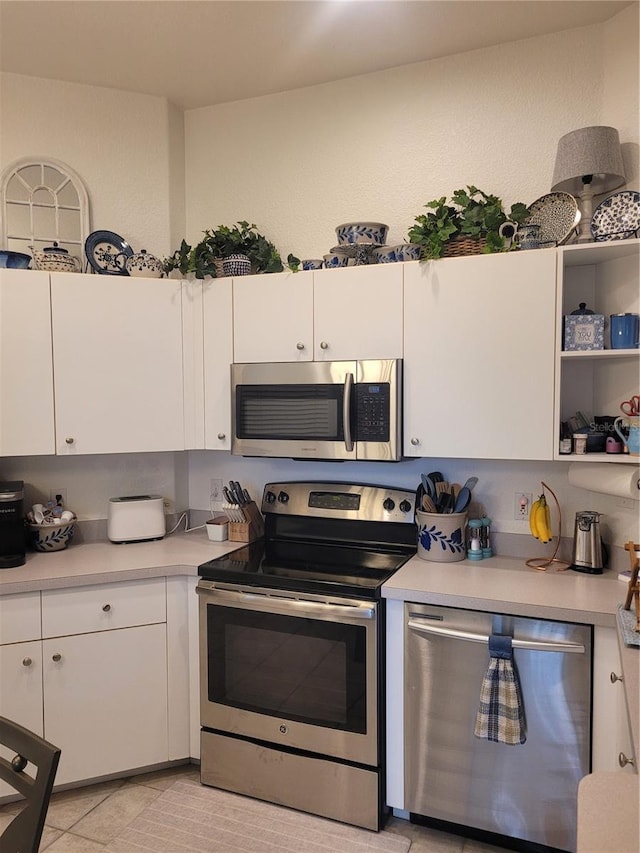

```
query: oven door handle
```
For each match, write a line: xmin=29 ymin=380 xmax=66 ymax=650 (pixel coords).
xmin=343 ymin=371 xmax=354 ymax=453
xmin=198 ymin=585 xmax=375 ymax=620
xmin=407 ymin=618 xmax=585 ymax=653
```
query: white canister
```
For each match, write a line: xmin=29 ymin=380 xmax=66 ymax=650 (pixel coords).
xmin=206 ymin=517 xmax=229 ymax=541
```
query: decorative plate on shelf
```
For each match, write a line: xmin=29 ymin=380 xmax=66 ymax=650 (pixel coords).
xmin=525 ymin=192 xmax=580 ymax=246
xmin=85 ymin=230 xmax=133 ymax=275
xmin=591 ymin=190 xmax=640 ymax=241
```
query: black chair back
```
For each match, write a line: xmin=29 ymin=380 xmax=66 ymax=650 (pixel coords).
xmin=0 ymin=716 xmax=60 ymax=853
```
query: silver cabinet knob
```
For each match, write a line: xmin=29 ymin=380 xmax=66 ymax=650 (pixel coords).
xmin=102 ymin=604 xmax=111 ymax=612
xmin=52 ymin=653 xmax=62 ymax=662
xmin=320 ymin=341 xmax=329 ymax=350
xmin=619 ymin=751 xmax=635 ymax=768
xmin=65 ymin=437 xmax=75 ymax=445
xmin=22 ymin=657 xmax=33 ymax=667
xmin=217 ymin=433 xmax=226 ymax=440
xmin=296 ymin=342 xmax=305 ymax=350
xmin=410 ymin=437 xmax=420 ymax=446
xmin=610 ymin=672 xmax=624 ymax=683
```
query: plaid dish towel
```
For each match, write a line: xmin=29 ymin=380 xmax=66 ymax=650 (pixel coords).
xmin=474 ymin=634 xmax=526 ymax=745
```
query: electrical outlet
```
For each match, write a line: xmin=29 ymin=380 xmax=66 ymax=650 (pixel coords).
xmin=210 ymin=479 xmax=223 ymax=502
xmin=49 ymin=488 xmax=67 ymax=507
xmin=514 ymin=492 xmax=532 ymax=520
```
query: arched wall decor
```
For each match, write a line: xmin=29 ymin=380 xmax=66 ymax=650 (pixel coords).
xmin=1 ymin=157 xmax=91 ymax=261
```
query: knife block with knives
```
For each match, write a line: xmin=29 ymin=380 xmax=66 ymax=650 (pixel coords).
xmin=228 ymin=501 xmax=265 ymax=543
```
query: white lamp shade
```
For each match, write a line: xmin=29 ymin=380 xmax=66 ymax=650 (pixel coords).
xmin=551 ymin=126 xmax=625 ymax=194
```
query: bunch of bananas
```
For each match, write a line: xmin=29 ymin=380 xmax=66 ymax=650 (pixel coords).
xmin=529 ymin=494 xmax=553 ymax=543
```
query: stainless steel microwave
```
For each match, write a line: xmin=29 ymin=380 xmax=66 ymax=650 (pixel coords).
xmin=231 ymin=359 xmax=402 ymax=460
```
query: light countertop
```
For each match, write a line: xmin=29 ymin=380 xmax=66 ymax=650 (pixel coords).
xmin=2 ymin=537 xmax=637 ymax=771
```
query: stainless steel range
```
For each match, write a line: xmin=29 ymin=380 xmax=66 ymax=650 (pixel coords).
xmin=197 ymin=481 xmax=416 ymax=831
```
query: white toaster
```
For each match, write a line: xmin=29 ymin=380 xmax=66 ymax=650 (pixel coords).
xmin=107 ymin=495 xmax=165 ymax=543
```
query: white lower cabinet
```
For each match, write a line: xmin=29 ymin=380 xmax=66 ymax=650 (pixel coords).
xmin=43 ymin=623 xmax=168 ymax=785
xmin=592 ymin=626 xmax=635 ymax=773
xmin=0 ymin=579 xmax=185 ymax=794
xmin=0 ymin=640 xmax=44 ymax=798
xmin=403 ymin=250 xmax=557 ymax=460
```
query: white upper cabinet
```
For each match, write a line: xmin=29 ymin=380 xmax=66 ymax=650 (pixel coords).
xmin=312 ymin=264 xmax=403 ymax=360
xmin=233 ymin=271 xmax=314 ymax=362
xmin=50 ymin=273 xmax=185 ymax=454
xmin=233 ymin=265 xmax=404 ymax=364
xmin=0 ymin=269 xmax=55 ymax=456
xmin=203 ymin=276 xmax=234 ymax=450
xmin=403 ymin=250 xmax=557 ymax=460
xmin=556 ymin=239 xmax=640 ymax=463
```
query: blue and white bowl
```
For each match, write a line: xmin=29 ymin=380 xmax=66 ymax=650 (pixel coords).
xmin=392 ymin=243 xmax=423 ymax=261
xmin=335 ymin=222 xmax=388 ymax=246
xmin=323 ymin=253 xmax=349 ymax=269
xmin=0 ymin=250 xmax=31 ymax=269
xmin=302 ymin=259 xmax=324 ymax=270
xmin=27 ymin=519 xmax=76 ymax=552
xmin=371 ymin=246 xmax=397 ymax=264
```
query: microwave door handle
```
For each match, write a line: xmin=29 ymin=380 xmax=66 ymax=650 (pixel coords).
xmin=343 ymin=371 xmax=354 ymax=452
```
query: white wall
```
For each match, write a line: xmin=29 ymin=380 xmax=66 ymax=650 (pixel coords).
xmin=0 ymin=72 xmax=183 ymax=259
xmin=184 ymin=11 xmax=638 ymax=260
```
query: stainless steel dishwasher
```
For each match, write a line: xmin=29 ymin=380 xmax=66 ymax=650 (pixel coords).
xmin=404 ymin=603 xmax=592 ymax=853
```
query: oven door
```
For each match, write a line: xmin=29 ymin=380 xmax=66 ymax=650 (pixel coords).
xmin=197 ymin=582 xmax=379 ymax=766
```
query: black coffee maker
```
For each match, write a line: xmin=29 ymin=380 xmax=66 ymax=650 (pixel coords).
xmin=0 ymin=480 xmax=26 ymax=568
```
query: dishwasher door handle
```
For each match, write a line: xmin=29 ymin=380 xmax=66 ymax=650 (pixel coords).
xmin=407 ymin=618 xmax=586 ymax=653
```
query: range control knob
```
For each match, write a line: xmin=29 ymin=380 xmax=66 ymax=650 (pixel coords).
xmin=383 ymin=498 xmax=395 ymax=512
xmin=399 ymin=500 xmax=412 ymax=513
xmin=277 ymin=491 xmax=289 ymax=504
xmin=264 ymin=491 xmax=276 ymax=504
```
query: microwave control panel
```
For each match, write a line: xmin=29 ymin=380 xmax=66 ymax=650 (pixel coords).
xmin=355 ymin=383 xmax=390 ymax=440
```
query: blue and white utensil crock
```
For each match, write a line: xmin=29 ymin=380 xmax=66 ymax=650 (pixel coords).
xmin=416 ymin=510 xmax=467 ymax=562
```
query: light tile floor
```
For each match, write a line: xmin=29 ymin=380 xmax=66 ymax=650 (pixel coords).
xmin=0 ymin=764 xmax=517 ymax=852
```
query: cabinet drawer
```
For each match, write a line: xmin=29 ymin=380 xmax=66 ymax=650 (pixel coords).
xmin=42 ymin=578 xmax=166 ymax=638
xmin=0 ymin=592 xmax=41 ymax=644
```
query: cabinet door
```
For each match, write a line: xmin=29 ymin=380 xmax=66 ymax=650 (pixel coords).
xmin=203 ymin=277 xmax=233 ymax=449
xmin=50 ymin=274 xmax=185 ymax=454
xmin=0 ymin=641 xmax=43 ymax=797
xmin=404 ymin=250 xmax=556 ymax=460
xmin=0 ymin=270 xmax=55 ymax=455
xmin=592 ymin=626 xmax=635 ymax=772
xmin=43 ymin=623 xmax=168 ymax=785
xmin=233 ymin=271 xmax=313 ymax=362
xmin=313 ymin=264 xmax=403 ymax=360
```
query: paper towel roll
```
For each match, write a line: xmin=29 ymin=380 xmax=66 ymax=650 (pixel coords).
xmin=568 ymin=463 xmax=640 ymax=500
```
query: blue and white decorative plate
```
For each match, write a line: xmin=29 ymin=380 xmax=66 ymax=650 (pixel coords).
xmin=591 ymin=190 xmax=640 ymax=241
xmin=525 ymin=192 xmax=580 ymax=246
xmin=85 ymin=230 xmax=133 ymax=275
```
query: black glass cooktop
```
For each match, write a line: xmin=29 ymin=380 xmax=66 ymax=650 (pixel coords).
xmin=198 ymin=538 xmax=413 ymax=599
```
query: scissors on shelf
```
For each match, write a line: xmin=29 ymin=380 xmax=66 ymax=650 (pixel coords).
xmin=620 ymin=395 xmax=640 ymax=417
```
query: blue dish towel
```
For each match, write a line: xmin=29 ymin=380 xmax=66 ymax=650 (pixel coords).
xmin=474 ymin=634 xmax=526 ymax=745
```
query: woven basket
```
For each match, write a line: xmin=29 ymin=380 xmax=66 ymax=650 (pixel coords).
xmin=443 ymin=236 xmax=487 ymax=258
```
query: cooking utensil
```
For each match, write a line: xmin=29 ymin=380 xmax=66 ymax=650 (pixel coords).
xmin=437 ymin=491 xmax=454 ymax=514
xmin=462 ymin=476 xmax=478 ymax=492
xmin=453 ymin=486 xmax=472 ymax=513
xmin=421 ymin=474 xmax=434 ymax=498
xmin=421 ymin=495 xmax=437 ymax=512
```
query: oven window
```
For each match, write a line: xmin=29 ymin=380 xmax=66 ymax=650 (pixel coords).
xmin=206 ymin=604 xmax=367 ymax=733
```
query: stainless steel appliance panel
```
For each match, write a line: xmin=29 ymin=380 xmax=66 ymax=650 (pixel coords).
xmin=201 ymin=730 xmax=382 ymax=831
xmin=198 ymin=583 xmax=379 ymax=766
xmin=404 ymin=604 xmax=592 ymax=852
